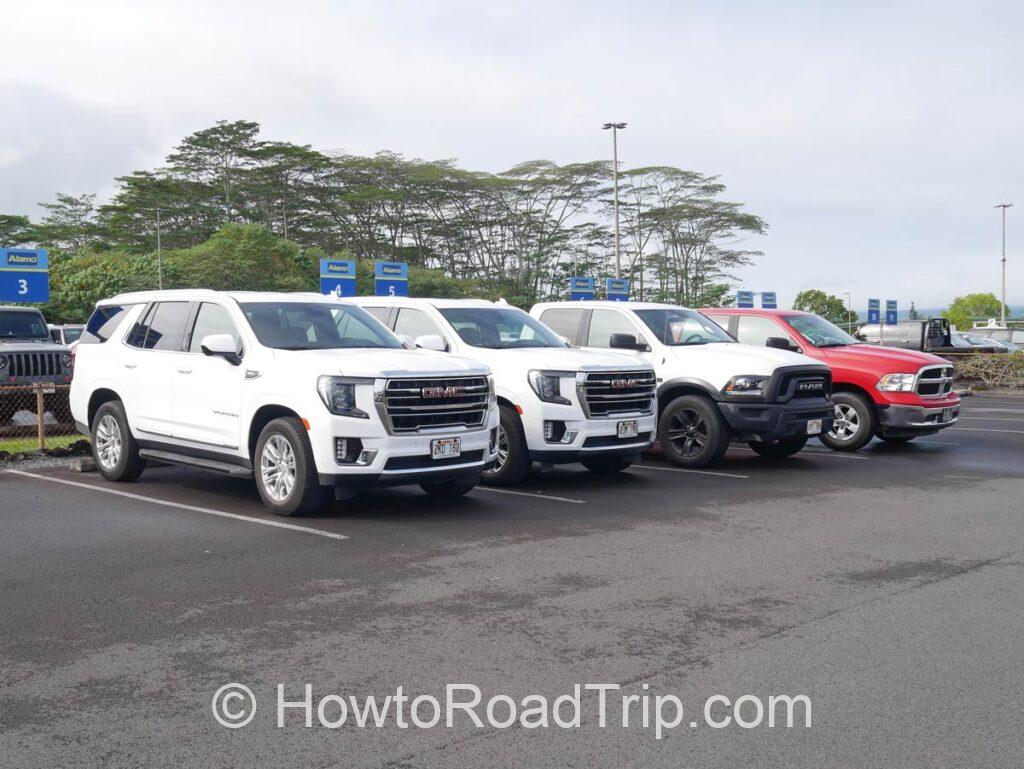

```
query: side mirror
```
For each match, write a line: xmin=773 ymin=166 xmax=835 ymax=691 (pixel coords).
xmin=766 ymin=336 xmax=798 ymax=353
xmin=415 ymin=334 xmax=447 ymax=352
xmin=609 ymin=333 xmax=646 ymax=351
xmin=200 ymin=333 xmax=242 ymax=365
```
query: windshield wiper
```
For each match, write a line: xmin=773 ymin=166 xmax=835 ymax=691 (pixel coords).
xmin=817 ymin=342 xmax=851 ymax=348
xmin=1 ymin=334 xmax=47 ymax=341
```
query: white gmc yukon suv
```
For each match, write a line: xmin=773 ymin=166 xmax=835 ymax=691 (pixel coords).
xmin=531 ymin=301 xmax=834 ymax=467
xmin=70 ymin=290 xmax=499 ymax=515
xmin=348 ymin=297 xmax=657 ymax=484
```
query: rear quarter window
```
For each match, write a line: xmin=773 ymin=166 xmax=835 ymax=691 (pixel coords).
xmin=80 ymin=305 xmax=134 ymax=344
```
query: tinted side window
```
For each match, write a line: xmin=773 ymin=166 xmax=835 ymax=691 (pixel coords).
xmin=125 ymin=305 xmax=155 ymax=348
xmin=587 ymin=310 xmax=638 ymax=348
xmin=539 ymin=308 xmax=585 ymax=343
xmin=188 ymin=303 xmax=239 ymax=353
xmin=394 ymin=308 xmax=443 ymax=340
xmin=704 ymin=313 xmax=731 ymax=332
xmin=361 ymin=306 xmax=391 ymax=325
xmin=736 ymin=316 xmax=784 ymax=347
xmin=129 ymin=302 xmax=190 ymax=351
xmin=82 ymin=305 xmax=132 ymax=345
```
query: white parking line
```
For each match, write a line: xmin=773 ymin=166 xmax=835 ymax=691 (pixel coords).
xmin=915 ymin=438 xmax=961 ymax=446
xmin=950 ymin=427 xmax=1024 ymax=435
xmin=4 ymin=470 xmax=350 ymax=541
xmin=729 ymin=445 xmax=869 ymax=460
xmin=474 ymin=487 xmax=586 ymax=504
xmin=633 ymin=464 xmax=749 ymax=479
xmin=962 ymin=408 xmax=1024 ymax=415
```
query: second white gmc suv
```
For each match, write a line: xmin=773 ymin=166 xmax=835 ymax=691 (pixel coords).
xmin=70 ymin=290 xmax=499 ymax=515
xmin=348 ymin=297 xmax=657 ymax=484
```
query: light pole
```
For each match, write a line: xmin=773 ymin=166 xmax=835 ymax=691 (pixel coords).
xmin=844 ymin=291 xmax=852 ymax=331
xmin=996 ymin=203 xmax=1012 ymax=326
xmin=156 ymin=209 xmax=163 ymax=290
xmin=603 ymin=122 xmax=627 ymax=278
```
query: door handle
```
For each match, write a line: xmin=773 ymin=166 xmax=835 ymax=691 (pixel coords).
xmin=177 ymin=367 xmax=192 ymax=374
xmin=123 ymin=361 xmax=137 ymax=369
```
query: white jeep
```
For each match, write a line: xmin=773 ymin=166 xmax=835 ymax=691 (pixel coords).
xmin=531 ymin=301 xmax=834 ymax=467
xmin=348 ymin=297 xmax=657 ymax=484
xmin=70 ymin=290 xmax=499 ymax=515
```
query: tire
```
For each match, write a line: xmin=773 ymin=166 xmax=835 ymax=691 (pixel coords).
xmin=658 ymin=394 xmax=731 ymax=468
xmin=880 ymin=435 xmax=916 ymax=445
xmin=91 ymin=401 xmax=147 ymax=482
xmin=581 ymin=456 xmax=634 ymax=473
xmin=420 ymin=479 xmax=477 ymax=499
xmin=481 ymin=404 xmax=530 ymax=486
xmin=819 ymin=392 xmax=877 ymax=452
xmin=747 ymin=435 xmax=808 ymax=459
xmin=254 ymin=417 xmax=327 ymax=517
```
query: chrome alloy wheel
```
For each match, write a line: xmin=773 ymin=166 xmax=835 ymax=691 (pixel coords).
xmin=95 ymin=414 xmax=122 ymax=470
xmin=667 ymin=408 xmax=708 ymax=457
xmin=484 ymin=423 xmax=510 ymax=477
xmin=260 ymin=434 xmax=297 ymax=502
xmin=829 ymin=403 xmax=860 ymax=442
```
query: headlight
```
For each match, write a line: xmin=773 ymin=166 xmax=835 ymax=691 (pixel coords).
xmin=487 ymin=374 xmax=497 ymax=407
xmin=0 ymin=355 xmax=7 ymax=370
xmin=317 ymin=376 xmax=370 ymax=418
xmin=876 ymin=373 xmax=916 ymax=392
xmin=61 ymin=353 xmax=72 ymax=369
xmin=722 ymin=375 xmax=769 ymax=397
xmin=528 ymin=370 xmax=571 ymax=405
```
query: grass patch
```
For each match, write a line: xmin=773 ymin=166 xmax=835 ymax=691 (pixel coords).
xmin=0 ymin=434 xmax=84 ymax=454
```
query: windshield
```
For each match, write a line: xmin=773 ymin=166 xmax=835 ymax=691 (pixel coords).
xmin=63 ymin=327 xmax=83 ymax=344
xmin=438 ymin=307 xmax=566 ymax=349
xmin=0 ymin=310 xmax=49 ymax=340
xmin=240 ymin=302 xmax=403 ymax=350
xmin=634 ymin=308 xmax=734 ymax=346
xmin=785 ymin=314 xmax=858 ymax=347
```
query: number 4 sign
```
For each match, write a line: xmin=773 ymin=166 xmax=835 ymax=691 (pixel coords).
xmin=0 ymin=249 xmax=50 ymax=303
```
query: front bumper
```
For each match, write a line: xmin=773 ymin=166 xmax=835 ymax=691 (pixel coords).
xmin=522 ymin=408 xmax=657 ymax=464
xmin=719 ymin=397 xmax=834 ymax=441
xmin=309 ymin=410 xmax=499 ymax=488
xmin=878 ymin=403 xmax=960 ymax=437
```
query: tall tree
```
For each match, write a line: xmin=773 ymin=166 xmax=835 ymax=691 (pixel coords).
xmin=793 ymin=289 xmax=858 ymax=326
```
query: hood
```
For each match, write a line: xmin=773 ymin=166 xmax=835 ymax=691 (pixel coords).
xmin=272 ymin=347 xmax=490 ymax=378
xmin=664 ymin=342 xmax=826 ymax=375
xmin=814 ymin=343 xmax=949 ymax=372
xmin=0 ymin=339 xmax=69 ymax=353
xmin=462 ymin=345 xmax=655 ymax=372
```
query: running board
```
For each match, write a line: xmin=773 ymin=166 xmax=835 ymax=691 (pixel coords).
xmin=139 ymin=449 xmax=253 ymax=479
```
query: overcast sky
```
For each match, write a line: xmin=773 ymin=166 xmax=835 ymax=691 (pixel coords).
xmin=2 ymin=0 xmax=1021 ymax=310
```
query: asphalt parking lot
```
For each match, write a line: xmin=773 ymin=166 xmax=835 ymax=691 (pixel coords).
xmin=2 ymin=393 xmax=1024 ymax=768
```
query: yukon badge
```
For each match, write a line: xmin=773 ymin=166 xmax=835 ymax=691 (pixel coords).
xmin=422 ymin=385 xmax=463 ymax=399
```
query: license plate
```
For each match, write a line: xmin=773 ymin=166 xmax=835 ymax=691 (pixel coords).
xmin=42 ymin=386 xmax=56 ymax=394
xmin=617 ymin=420 xmax=639 ymax=439
xmin=942 ymin=408 xmax=953 ymax=422
xmin=806 ymin=419 xmax=823 ymax=435
xmin=431 ymin=437 xmax=462 ymax=460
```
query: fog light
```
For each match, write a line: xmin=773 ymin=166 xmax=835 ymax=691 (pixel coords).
xmin=334 ymin=437 xmax=364 ymax=464
xmin=561 ymin=430 xmax=578 ymax=444
xmin=355 ymin=449 xmax=378 ymax=466
xmin=544 ymin=420 xmax=568 ymax=443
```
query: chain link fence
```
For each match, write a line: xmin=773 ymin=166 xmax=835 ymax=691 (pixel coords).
xmin=0 ymin=384 xmax=88 ymax=457
xmin=939 ymin=352 xmax=1024 ymax=391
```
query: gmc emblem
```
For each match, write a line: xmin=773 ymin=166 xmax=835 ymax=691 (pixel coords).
xmin=797 ymin=380 xmax=825 ymax=392
xmin=610 ymin=379 xmax=639 ymax=389
xmin=422 ymin=386 xmax=463 ymax=399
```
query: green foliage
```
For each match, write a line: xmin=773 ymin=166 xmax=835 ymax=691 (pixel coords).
xmin=792 ymin=289 xmax=858 ymax=326
xmin=943 ymin=292 xmax=1007 ymax=331
xmin=0 ymin=214 xmax=33 ymax=246
xmin=5 ymin=119 xmax=767 ymax=311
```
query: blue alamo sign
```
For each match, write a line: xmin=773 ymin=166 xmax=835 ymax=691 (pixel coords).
xmin=0 ymin=248 xmax=50 ymax=303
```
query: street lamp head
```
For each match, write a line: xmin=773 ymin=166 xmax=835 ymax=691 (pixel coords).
xmin=995 ymin=203 xmax=1013 ymax=209
xmin=602 ymin=122 xmax=627 ymax=130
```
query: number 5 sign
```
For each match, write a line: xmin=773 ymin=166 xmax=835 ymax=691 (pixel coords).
xmin=1 ymin=248 xmax=49 ymax=303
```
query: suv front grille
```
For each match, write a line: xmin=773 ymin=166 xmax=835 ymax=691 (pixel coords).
xmin=916 ymin=365 xmax=954 ymax=398
xmin=381 ymin=376 xmax=489 ymax=433
xmin=6 ymin=352 xmax=65 ymax=380
xmin=580 ymin=371 xmax=656 ymax=417
xmin=772 ymin=369 xmax=832 ymax=402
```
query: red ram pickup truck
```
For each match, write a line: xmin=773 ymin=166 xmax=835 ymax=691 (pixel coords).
xmin=701 ymin=308 xmax=961 ymax=451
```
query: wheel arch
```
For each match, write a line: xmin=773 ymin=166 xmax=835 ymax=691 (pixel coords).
xmin=247 ymin=404 xmax=302 ymax=460
xmin=657 ymin=378 xmax=722 ymax=416
xmin=830 ymin=382 xmax=877 ymax=411
xmin=87 ymin=388 xmax=122 ymax=428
